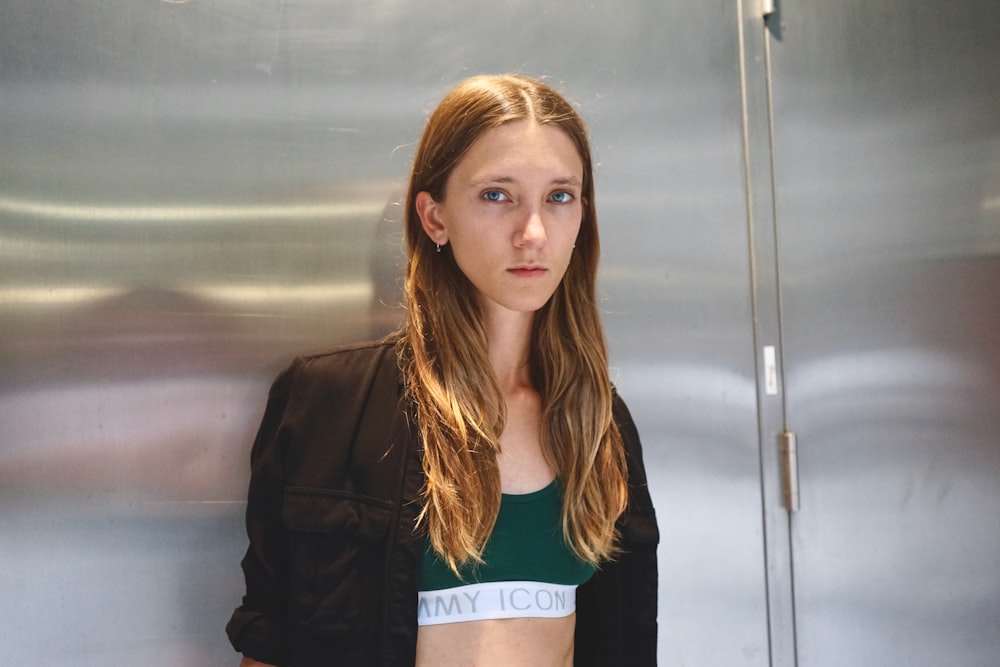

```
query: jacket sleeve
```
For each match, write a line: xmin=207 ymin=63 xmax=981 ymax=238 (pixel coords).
xmin=226 ymin=360 xmax=301 ymax=667
xmin=575 ymin=392 xmax=660 ymax=666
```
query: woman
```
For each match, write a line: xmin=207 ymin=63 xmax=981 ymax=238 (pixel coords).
xmin=227 ymin=74 xmax=658 ymax=666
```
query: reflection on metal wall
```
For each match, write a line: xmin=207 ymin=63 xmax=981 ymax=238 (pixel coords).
xmin=0 ymin=1 xmax=768 ymax=665
xmin=767 ymin=1 xmax=1000 ymax=665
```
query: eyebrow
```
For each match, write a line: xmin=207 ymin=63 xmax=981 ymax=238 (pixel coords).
xmin=468 ymin=175 xmax=583 ymax=188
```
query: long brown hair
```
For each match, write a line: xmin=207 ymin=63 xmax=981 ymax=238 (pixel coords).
xmin=398 ymin=74 xmax=627 ymax=572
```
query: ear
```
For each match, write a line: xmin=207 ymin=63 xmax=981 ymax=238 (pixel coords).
xmin=414 ymin=191 xmax=448 ymax=246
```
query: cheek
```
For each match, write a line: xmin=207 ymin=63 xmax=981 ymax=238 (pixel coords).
xmin=441 ymin=205 xmax=493 ymax=245
xmin=563 ymin=214 xmax=584 ymax=248
xmin=448 ymin=243 xmax=489 ymax=287
xmin=555 ymin=225 xmax=581 ymax=269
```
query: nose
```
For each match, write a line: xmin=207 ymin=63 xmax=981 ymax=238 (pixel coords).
xmin=515 ymin=210 xmax=546 ymax=248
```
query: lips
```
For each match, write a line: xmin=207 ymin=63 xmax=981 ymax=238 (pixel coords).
xmin=508 ymin=265 xmax=547 ymax=277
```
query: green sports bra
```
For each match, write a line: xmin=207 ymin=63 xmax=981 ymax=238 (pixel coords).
xmin=419 ymin=479 xmax=596 ymax=591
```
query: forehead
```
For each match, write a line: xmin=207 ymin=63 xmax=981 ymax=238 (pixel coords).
xmin=451 ymin=120 xmax=584 ymax=182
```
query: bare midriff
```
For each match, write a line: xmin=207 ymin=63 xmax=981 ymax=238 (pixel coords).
xmin=415 ymin=613 xmax=575 ymax=666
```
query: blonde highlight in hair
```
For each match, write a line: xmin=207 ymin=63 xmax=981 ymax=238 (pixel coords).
xmin=398 ymin=74 xmax=627 ymax=572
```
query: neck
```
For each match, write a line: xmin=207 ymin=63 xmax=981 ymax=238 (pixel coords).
xmin=484 ymin=310 xmax=535 ymax=392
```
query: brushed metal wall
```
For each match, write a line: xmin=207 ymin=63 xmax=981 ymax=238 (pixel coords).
xmin=2 ymin=1 xmax=997 ymax=666
xmin=766 ymin=2 xmax=1000 ymax=665
xmin=0 ymin=1 xmax=768 ymax=665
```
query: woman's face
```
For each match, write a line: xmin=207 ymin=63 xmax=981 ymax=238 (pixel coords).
xmin=415 ymin=120 xmax=584 ymax=321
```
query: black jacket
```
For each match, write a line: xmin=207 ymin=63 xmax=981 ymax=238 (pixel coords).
xmin=227 ymin=339 xmax=659 ymax=666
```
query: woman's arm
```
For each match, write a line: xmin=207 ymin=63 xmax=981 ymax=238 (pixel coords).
xmin=227 ymin=363 xmax=300 ymax=665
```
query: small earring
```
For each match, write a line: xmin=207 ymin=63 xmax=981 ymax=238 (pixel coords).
xmin=436 ymin=243 xmax=441 ymax=253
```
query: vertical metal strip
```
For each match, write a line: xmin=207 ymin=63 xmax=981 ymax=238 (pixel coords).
xmin=762 ymin=11 xmax=792 ymax=430
xmin=737 ymin=0 xmax=798 ymax=664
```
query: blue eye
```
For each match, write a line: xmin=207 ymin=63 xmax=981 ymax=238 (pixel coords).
xmin=550 ymin=191 xmax=574 ymax=204
xmin=483 ymin=190 xmax=507 ymax=202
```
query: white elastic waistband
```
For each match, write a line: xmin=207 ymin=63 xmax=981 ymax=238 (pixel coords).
xmin=417 ymin=581 xmax=577 ymax=626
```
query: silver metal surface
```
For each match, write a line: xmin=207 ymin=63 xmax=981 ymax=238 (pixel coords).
xmin=4 ymin=1 xmax=997 ymax=665
xmin=0 ymin=1 xmax=770 ymax=665
xmin=767 ymin=1 xmax=1000 ymax=665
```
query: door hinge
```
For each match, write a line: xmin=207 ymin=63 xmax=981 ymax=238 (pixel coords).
xmin=779 ymin=430 xmax=800 ymax=512
xmin=762 ymin=0 xmax=776 ymax=19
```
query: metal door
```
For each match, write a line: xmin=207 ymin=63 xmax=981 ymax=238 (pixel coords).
xmin=761 ymin=2 xmax=1000 ymax=665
